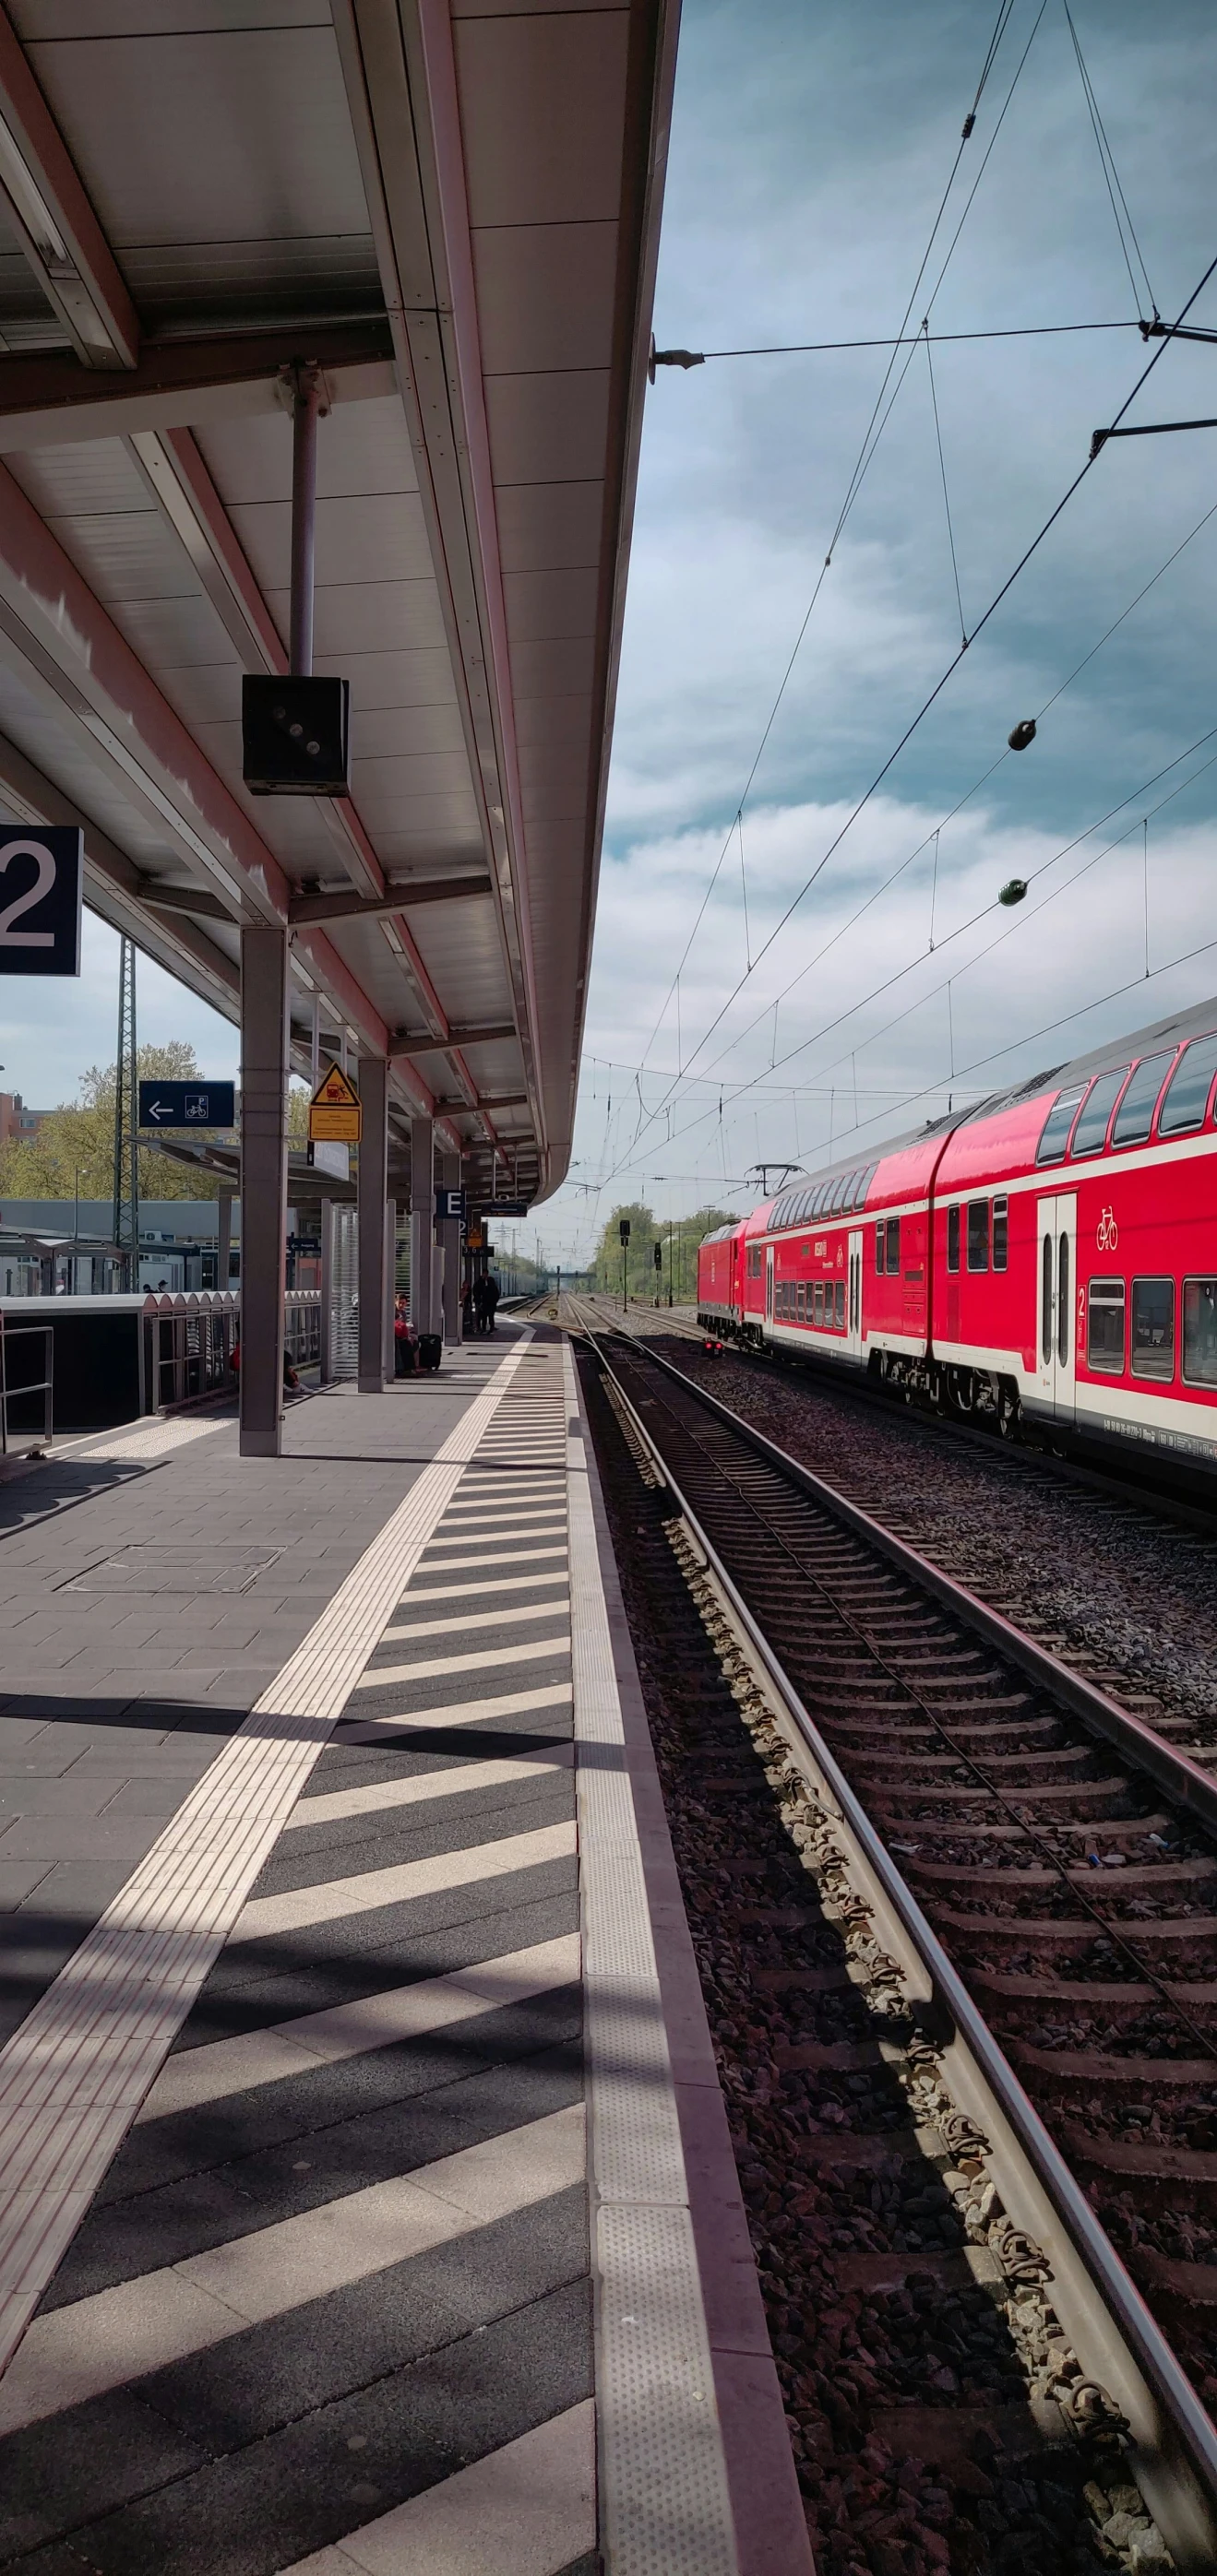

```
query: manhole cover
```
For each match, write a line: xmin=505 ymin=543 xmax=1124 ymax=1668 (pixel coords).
xmin=66 ymin=1545 xmax=282 ymax=1596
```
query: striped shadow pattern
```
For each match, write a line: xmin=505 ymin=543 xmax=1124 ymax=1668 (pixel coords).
xmin=0 ymin=1337 xmax=591 ymax=2575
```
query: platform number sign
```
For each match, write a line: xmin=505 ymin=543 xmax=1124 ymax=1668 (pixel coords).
xmin=0 ymin=826 xmax=83 ymax=976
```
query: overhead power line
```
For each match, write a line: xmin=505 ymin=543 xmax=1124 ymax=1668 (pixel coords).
xmin=652 ymin=321 xmax=1141 ymax=362
xmin=610 ymin=241 xmax=1217 ymax=1178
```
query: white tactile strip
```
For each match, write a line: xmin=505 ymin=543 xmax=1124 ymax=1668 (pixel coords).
xmin=564 ymin=1335 xmax=739 ymax=2576
xmin=0 ymin=1335 xmax=537 ymax=2375
xmin=0 ymin=1336 xmax=597 ymax=2571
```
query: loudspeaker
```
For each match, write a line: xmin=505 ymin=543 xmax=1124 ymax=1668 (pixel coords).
xmin=242 ymin=675 xmax=351 ymax=795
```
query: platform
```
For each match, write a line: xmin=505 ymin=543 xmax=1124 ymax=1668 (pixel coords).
xmin=0 ymin=1325 xmax=808 ymax=2576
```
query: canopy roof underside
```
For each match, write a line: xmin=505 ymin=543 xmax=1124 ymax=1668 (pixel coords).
xmin=0 ymin=0 xmax=677 ymax=1200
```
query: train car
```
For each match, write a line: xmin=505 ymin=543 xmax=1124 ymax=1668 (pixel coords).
xmin=696 ymin=995 xmax=1217 ymax=1473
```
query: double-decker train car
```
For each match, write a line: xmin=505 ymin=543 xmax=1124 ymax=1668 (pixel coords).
xmin=697 ymin=996 xmax=1217 ymax=1471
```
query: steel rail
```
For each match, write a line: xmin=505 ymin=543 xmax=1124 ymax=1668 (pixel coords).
xmin=570 ymin=1297 xmax=1217 ymax=2570
xmin=575 ymin=1305 xmax=1217 ymax=1838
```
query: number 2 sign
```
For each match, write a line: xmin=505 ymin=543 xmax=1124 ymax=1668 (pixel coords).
xmin=0 ymin=827 xmax=83 ymax=976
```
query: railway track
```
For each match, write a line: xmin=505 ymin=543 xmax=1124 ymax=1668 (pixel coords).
xmin=571 ymin=1300 xmax=1217 ymax=2574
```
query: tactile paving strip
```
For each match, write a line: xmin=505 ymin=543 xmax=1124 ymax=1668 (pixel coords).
xmin=0 ymin=1335 xmax=533 ymax=2375
xmin=564 ymin=1337 xmax=738 ymax=2576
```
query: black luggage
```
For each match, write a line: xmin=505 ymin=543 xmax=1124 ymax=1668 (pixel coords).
xmin=418 ymin=1333 xmax=443 ymax=1372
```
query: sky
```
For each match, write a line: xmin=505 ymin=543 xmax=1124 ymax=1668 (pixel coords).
xmin=541 ymin=0 xmax=1217 ymax=1267
xmin=7 ymin=1 xmax=1217 ymax=1269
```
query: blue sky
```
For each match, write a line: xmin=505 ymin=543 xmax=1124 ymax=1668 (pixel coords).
xmin=8 ymin=2 xmax=1217 ymax=1268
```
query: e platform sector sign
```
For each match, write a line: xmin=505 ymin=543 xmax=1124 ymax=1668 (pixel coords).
xmin=0 ymin=827 xmax=83 ymax=976
xmin=309 ymin=1061 xmax=363 ymax=1144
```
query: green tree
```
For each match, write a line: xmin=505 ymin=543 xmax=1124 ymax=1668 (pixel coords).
xmin=0 ymin=1043 xmax=236 ymax=1204
xmin=591 ymin=1201 xmax=739 ymax=1303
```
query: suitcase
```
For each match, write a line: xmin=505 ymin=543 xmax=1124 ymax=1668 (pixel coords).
xmin=418 ymin=1333 xmax=443 ymax=1372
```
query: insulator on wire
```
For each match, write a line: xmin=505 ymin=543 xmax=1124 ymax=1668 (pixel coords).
xmin=1008 ymin=718 xmax=1037 ymax=752
xmin=998 ymin=878 xmax=1029 ymax=907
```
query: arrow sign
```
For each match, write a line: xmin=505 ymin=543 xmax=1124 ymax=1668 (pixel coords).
xmin=138 ymin=1080 xmax=235 ymax=1131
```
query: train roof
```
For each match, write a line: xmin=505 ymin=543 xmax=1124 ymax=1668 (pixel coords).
xmin=698 ymin=991 xmax=1217 ymax=1244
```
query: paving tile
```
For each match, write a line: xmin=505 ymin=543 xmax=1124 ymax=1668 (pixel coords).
xmin=0 ymin=2384 xmax=208 ymax=2558
xmin=0 ymin=1817 xmax=163 ymax=1863
xmin=0 ymin=1858 xmax=55 ymax=1910
xmin=0 ymin=1778 xmax=123 ymax=1820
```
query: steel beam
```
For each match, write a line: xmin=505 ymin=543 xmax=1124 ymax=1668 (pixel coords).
xmin=0 ymin=320 xmax=395 ymax=447
xmin=0 ymin=11 xmax=139 ymax=368
xmin=388 ymin=1022 xmax=516 ymax=1059
xmin=288 ymin=873 xmax=491 ymax=928
xmin=0 ymin=452 xmax=389 ymax=1059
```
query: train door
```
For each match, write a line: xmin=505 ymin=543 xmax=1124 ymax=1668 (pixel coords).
xmin=1035 ymin=1193 xmax=1077 ymax=1422
xmin=765 ymin=1243 xmax=774 ymax=1329
xmin=846 ymin=1229 xmax=864 ymax=1358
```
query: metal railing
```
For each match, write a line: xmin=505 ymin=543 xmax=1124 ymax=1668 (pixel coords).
xmin=142 ymin=1289 xmax=323 ymax=1411
xmin=0 ymin=1323 xmax=53 ymax=1454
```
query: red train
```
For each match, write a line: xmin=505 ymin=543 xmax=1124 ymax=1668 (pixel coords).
xmin=697 ymin=998 xmax=1217 ymax=1468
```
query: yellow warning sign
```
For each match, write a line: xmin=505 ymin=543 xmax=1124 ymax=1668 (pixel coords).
xmin=308 ymin=1060 xmax=363 ymax=1143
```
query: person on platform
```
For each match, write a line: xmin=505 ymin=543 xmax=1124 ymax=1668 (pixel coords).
xmin=393 ymin=1294 xmax=418 ymax=1376
xmin=483 ymin=1271 xmax=500 ymax=1335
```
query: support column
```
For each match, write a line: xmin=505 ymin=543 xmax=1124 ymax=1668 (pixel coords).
xmin=440 ymin=1148 xmax=461 ymax=1344
xmin=319 ymin=1197 xmax=335 ymax=1383
xmin=239 ymin=926 xmax=290 ymax=1458
xmin=357 ymin=1055 xmax=388 ymax=1392
xmin=409 ymin=1115 xmax=435 ymax=1337
xmin=384 ymin=1198 xmax=396 ymax=1379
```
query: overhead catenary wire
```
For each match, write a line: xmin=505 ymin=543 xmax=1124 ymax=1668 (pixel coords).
xmin=675 ymin=479 xmax=1217 ymax=1099
xmin=1062 ymin=0 xmax=1157 ymax=322
xmin=608 ymin=241 xmax=1217 ymax=1178
xmin=924 ymin=323 xmax=967 ymax=646
xmin=605 ymin=722 xmax=1217 ymax=1181
xmin=690 ymin=321 xmax=1143 ymax=358
xmin=633 ymin=0 xmax=1023 ymax=1092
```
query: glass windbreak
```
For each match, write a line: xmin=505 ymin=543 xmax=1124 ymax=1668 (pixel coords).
xmin=1132 ymin=1276 xmax=1175 ymax=1379
xmin=1069 ymin=1068 xmax=1128 ymax=1157
xmin=1035 ymin=1086 xmax=1085 ymax=1164
xmin=1111 ymin=1051 xmax=1173 ymax=1146
xmin=1184 ymin=1279 xmax=1217 ymax=1385
xmin=1157 ymin=1034 xmax=1217 ymax=1136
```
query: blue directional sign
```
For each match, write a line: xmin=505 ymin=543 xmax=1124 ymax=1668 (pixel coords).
xmin=138 ymin=1080 xmax=236 ymax=1131
xmin=435 ymin=1187 xmax=466 ymax=1222
xmin=0 ymin=826 xmax=82 ymax=977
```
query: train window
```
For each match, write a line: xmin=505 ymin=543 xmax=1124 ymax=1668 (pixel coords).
xmin=1058 ymin=1234 xmax=1070 ymax=1369
xmin=1087 ymin=1276 xmax=1125 ymax=1372
xmin=843 ymin=1168 xmax=864 ymax=1210
xmin=834 ymin=1279 xmax=845 ymax=1327
xmin=1035 ymin=1084 xmax=1085 ymax=1164
xmin=947 ymin=1205 xmax=960 ymax=1273
xmin=967 ymin=1200 xmax=989 ymax=1273
xmin=1111 ymin=1051 xmax=1173 ymax=1146
xmin=992 ymin=1197 xmax=1008 ymax=1272
xmin=1070 ymin=1067 xmax=1128 ymax=1157
xmin=1132 ymin=1276 xmax=1175 ymax=1379
xmin=814 ymin=1282 xmax=824 ymax=1325
xmin=1184 ymin=1279 xmax=1217 ymax=1385
xmin=796 ymin=1283 xmax=806 ymax=1321
xmin=1041 ymin=1232 xmax=1053 ymax=1365
xmin=874 ymin=1223 xmax=884 ymax=1273
xmin=1158 ymin=1033 xmax=1217 ymax=1136
xmin=885 ymin=1216 xmax=901 ymax=1275
xmin=747 ymin=1245 xmax=761 ymax=1280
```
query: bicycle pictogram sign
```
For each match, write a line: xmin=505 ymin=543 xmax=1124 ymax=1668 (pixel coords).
xmin=1096 ymin=1206 xmax=1118 ymax=1252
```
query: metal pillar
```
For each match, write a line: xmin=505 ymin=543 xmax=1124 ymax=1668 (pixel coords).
xmin=384 ymin=1198 xmax=396 ymax=1379
xmin=291 ymin=364 xmax=320 ymax=677
xmin=409 ymin=1114 xmax=435 ymax=1336
xmin=357 ymin=1055 xmax=388 ymax=1391
xmin=319 ymin=1197 xmax=334 ymax=1383
xmin=439 ymin=1150 xmax=460 ymax=1343
xmin=239 ymin=926 xmax=290 ymax=1457
xmin=112 ymin=934 xmax=138 ymax=1286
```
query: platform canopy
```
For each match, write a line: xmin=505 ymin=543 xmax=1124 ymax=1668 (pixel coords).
xmin=0 ymin=0 xmax=678 ymax=1204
